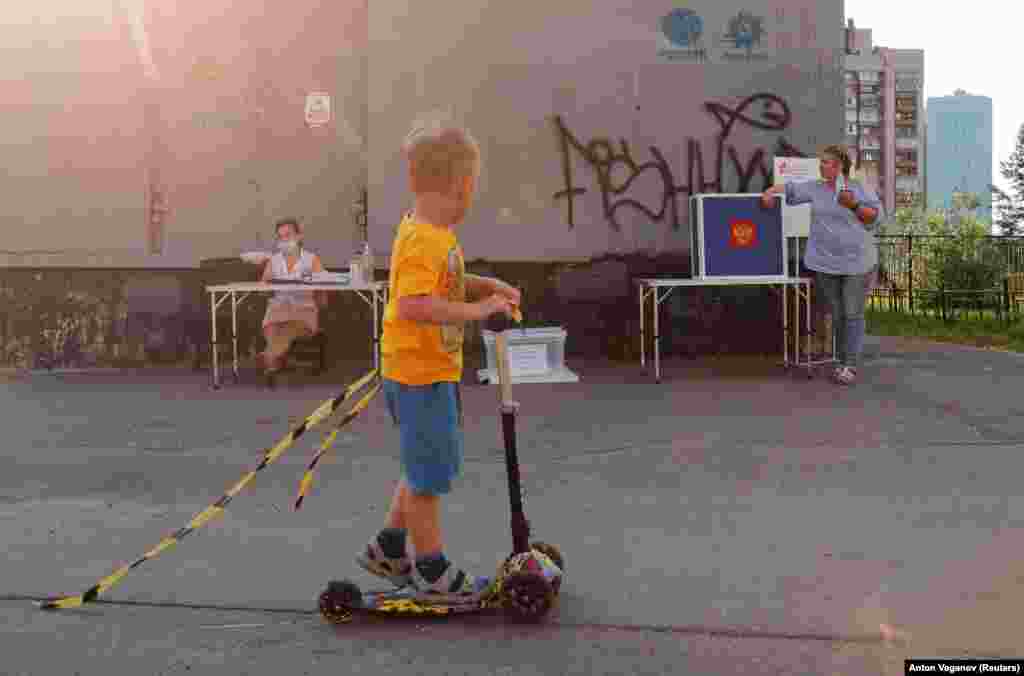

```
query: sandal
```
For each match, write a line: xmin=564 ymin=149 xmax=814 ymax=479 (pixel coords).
xmin=834 ymin=366 xmax=857 ymax=385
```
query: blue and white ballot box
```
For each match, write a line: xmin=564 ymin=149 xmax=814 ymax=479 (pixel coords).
xmin=689 ymin=194 xmax=786 ymax=279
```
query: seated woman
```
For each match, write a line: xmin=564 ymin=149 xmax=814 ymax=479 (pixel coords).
xmin=259 ymin=218 xmax=328 ymax=374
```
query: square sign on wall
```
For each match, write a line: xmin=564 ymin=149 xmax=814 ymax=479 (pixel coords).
xmin=690 ymin=194 xmax=785 ymax=278
xmin=305 ymin=92 xmax=332 ymax=127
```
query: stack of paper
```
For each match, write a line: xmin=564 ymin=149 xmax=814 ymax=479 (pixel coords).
xmin=310 ymin=272 xmax=350 ymax=284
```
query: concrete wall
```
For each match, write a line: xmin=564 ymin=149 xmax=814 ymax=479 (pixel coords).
xmin=367 ymin=0 xmax=845 ymax=262
xmin=0 ymin=0 xmax=367 ymax=269
xmin=1 ymin=0 xmax=848 ymax=369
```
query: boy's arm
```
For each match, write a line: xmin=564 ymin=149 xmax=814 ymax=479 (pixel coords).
xmin=398 ymin=295 xmax=487 ymax=324
xmin=392 ymin=255 xmax=489 ymax=324
xmin=465 ymin=273 xmax=496 ymax=300
xmin=466 ymin=274 xmax=521 ymax=307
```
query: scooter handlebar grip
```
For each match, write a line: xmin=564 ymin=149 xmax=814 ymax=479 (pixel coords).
xmin=485 ymin=315 xmax=515 ymax=333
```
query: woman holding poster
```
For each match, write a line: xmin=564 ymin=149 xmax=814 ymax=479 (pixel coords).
xmin=761 ymin=145 xmax=882 ymax=385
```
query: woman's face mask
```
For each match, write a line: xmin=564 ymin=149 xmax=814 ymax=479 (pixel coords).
xmin=277 ymin=238 xmax=299 ymax=253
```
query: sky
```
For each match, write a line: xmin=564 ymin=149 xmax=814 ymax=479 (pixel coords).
xmin=846 ymin=0 xmax=1021 ymax=194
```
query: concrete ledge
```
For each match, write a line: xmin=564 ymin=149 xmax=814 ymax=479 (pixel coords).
xmin=476 ymin=367 xmax=580 ymax=384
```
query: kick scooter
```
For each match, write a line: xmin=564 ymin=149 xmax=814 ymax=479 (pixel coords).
xmin=317 ymin=312 xmax=565 ymax=623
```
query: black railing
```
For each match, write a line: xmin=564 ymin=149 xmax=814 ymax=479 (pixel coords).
xmin=872 ymin=234 xmax=1024 ymax=322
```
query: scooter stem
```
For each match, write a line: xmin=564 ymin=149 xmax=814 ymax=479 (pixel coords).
xmin=495 ymin=329 xmax=531 ymax=555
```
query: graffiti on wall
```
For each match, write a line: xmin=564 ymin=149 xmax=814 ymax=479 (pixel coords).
xmin=553 ymin=93 xmax=809 ymax=231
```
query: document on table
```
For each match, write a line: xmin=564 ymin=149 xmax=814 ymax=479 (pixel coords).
xmin=508 ymin=344 xmax=549 ymax=375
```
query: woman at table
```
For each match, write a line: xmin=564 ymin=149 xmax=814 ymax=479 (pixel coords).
xmin=761 ymin=145 xmax=882 ymax=385
xmin=259 ymin=218 xmax=328 ymax=374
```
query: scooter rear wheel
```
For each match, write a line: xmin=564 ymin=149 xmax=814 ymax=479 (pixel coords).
xmin=318 ymin=580 xmax=362 ymax=624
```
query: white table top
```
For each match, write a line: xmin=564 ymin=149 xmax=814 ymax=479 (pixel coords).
xmin=206 ymin=281 xmax=387 ymax=292
xmin=636 ymin=276 xmax=811 ymax=287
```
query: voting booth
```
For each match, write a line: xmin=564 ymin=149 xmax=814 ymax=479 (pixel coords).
xmin=689 ymin=194 xmax=786 ymax=279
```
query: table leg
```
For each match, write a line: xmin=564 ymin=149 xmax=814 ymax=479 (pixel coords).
xmin=782 ymin=282 xmax=789 ymax=367
xmin=373 ymin=287 xmax=380 ymax=371
xmin=804 ymin=281 xmax=811 ymax=367
xmin=639 ymin=283 xmax=646 ymax=370
xmin=231 ymin=291 xmax=239 ymax=383
xmin=210 ymin=291 xmax=220 ymax=389
xmin=793 ymin=282 xmax=800 ymax=366
xmin=653 ymin=288 xmax=661 ymax=384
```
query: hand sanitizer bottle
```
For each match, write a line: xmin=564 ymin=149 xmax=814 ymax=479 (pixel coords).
xmin=361 ymin=241 xmax=373 ymax=285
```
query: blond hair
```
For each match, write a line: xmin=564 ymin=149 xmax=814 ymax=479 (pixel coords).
xmin=402 ymin=113 xmax=480 ymax=194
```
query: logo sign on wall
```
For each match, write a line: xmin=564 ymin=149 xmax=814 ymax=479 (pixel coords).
xmin=305 ymin=92 xmax=332 ymax=128
xmin=657 ymin=8 xmax=707 ymax=62
xmin=719 ymin=11 xmax=770 ymax=61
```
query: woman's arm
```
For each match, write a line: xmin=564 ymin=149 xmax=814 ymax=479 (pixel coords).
xmin=842 ymin=183 xmax=883 ymax=229
xmin=854 ymin=204 xmax=879 ymax=226
xmin=311 ymin=255 xmax=328 ymax=308
xmin=762 ymin=181 xmax=813 ymax=208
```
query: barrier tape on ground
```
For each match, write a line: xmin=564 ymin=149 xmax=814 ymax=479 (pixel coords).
xmin=38 ymin=368 xmax=381 ymax=611
xmin=294 ymin=378 xmax=382 ymax=510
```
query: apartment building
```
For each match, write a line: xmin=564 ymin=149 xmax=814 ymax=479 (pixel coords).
xmin=843 ymin=19 xmax=926 ymax=214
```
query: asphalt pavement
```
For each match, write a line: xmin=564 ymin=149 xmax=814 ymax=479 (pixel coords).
xmin=2 ymin=335 xmax=1023 ymax=674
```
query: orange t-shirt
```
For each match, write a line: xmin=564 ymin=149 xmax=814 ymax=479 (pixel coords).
xmin=380 ymin=213 xmax=466 ymax=385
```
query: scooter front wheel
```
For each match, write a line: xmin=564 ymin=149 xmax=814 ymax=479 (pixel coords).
xmin=502 ymin=571 xmax=555 ymax=622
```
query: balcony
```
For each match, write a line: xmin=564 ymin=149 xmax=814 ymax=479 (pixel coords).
xmin=895 ymin=191 xmax=920 ymax=208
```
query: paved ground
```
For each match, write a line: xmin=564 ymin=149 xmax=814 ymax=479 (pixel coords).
xmin=2 ymin=336 xmax=1023 ymax=674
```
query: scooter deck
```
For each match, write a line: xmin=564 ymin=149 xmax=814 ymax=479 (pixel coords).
xmin=320 ymin=547 xmax=565 ymax=624
xmin=319 ymin=581 xmax=502 ymax=623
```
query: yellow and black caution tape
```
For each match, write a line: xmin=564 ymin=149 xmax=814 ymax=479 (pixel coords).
xmin=294 ymin=377 xmax=382 ymax=510
xmin=38 ymin=368 xmax=381 ymax=611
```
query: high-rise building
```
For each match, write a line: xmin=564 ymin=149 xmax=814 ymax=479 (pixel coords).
xmin=843 ymin=19 xmax=925 ymax=214
xmin=926 ymin=91 xmax=994 ymax=222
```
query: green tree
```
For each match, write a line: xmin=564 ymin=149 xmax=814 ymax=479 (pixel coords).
xmin=992 ymin=122 xmax=1024 ymax=236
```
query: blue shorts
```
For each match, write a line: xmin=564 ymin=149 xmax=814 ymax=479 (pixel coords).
xmin=383 ymin=378 xmax=464 ymax=496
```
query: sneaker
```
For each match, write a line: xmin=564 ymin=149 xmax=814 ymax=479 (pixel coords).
xmin=834 ymin=366 xmax=857 ymax=385
xmin=410 ymin=554 xmax=491 ymax=603
xmin=355 ymin=532 xmax=414 ymax=589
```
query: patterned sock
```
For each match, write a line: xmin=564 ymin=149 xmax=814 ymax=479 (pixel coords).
xmin=415 ymin=552 xmax=449 ymax=583
xmin=376 ymin=528 xmax=407 ymax=559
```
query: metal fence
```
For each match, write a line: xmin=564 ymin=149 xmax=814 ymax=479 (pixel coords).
xmin=871 ymin=234 xmax=1024 ymax=322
